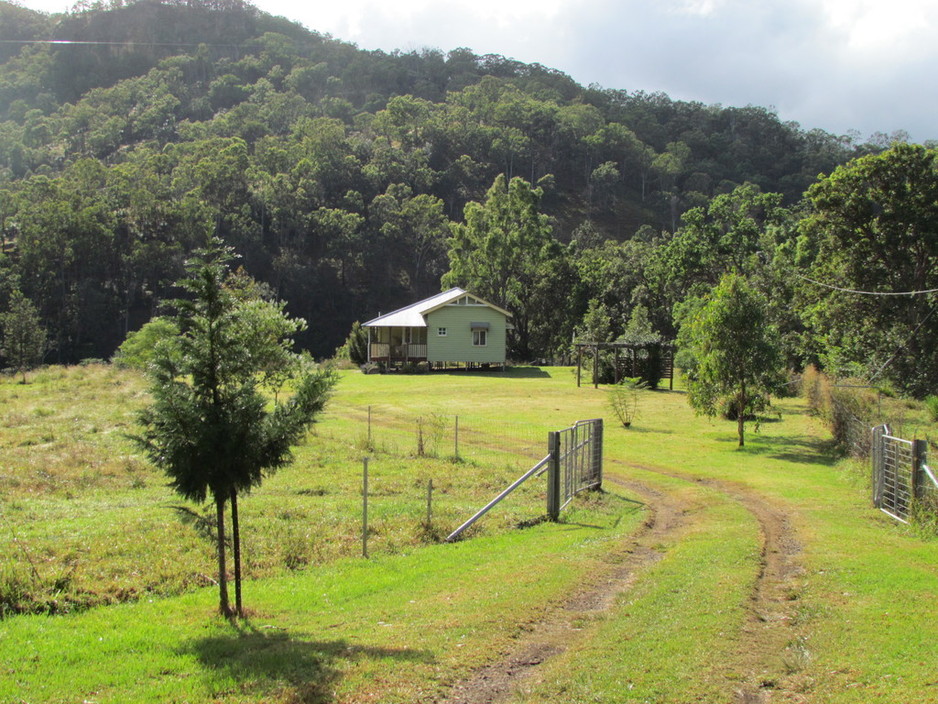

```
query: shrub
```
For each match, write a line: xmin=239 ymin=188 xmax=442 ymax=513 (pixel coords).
xmin=828 ymin=383 xmax=877 ymax=455
xmin=801 ymin=364 xmax=830 ymax=418
xmin=113 ymin=317 xmax=179 ymax=370
xmin=608 ymin=377 xmax=647 ymax=427
xmin=720 ymin=392 xmax=771 ymax=421
xmin=335 ymin=321 xmax=368 ymax=365
xmin=925 ymin=395 xmax=938 ymax=422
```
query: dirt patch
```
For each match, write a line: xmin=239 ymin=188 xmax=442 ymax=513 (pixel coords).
xmin=437 ymin=479 xmax=691 ymax=704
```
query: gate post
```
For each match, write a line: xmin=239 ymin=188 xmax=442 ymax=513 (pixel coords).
xmin=593 ymin=419 xmax=604 ymax=489
xmin=547 ymin=431 xmax=561 ymax=521
xmin=872 ymin=425 xmax=885 ymax=507
xmin=912 ymin=438 xmax=927 ymax=500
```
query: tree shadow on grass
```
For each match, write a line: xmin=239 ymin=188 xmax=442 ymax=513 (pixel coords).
xmin=615 ymin=425 xmax=675 ymax=435
xmin=718 ymin=433 xmax=839 ymax=466
xmin=187 ymin=621 xmax=434 ymax=704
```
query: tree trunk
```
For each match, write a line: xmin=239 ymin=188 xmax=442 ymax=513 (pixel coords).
xmin=230 ymin=489 xmax=242 ymax=617
xmin=215 ymin=493 xmax=231 ymax=617
xmin=737 ymin=382 xmax=746 ymax=447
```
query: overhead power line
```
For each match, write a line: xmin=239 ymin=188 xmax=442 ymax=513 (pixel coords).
xmin=795 ymin=272 xmax=938 ymax=297
xmin=0 ymin=38 xmax=241 ymax=48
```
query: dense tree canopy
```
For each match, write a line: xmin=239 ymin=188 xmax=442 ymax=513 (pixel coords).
xmin=2 ymin=0 xmax=934 ymax=411
xmin=799 ymin=144 xmax=938 ymax=396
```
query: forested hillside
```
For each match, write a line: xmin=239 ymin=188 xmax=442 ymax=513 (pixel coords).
xmin=2 ymin=0 xmax=935 ymax=396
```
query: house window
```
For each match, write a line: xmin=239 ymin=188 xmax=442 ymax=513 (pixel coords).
xmin=438 ymin=327 xmax=447 ymax=336
xmin=473 ymin=329 xmax=487 ymax=346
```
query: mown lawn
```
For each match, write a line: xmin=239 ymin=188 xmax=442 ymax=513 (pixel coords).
xmin=1 ymin=364 xmax=936 ymax=703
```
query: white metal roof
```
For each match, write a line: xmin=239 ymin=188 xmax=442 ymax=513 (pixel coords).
xmin=363 ymin=288 xmax=511 ymax=328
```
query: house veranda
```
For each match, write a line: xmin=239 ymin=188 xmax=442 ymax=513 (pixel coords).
xmin=363 ymin=288 xmax=511 ymax=370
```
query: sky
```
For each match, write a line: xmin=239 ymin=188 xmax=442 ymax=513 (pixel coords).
xmin=12 ymin=0 xmax=938 ymax=142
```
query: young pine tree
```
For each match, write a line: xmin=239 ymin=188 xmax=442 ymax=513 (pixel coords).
xmin=137 ymin=240 xmax=335 ymax=616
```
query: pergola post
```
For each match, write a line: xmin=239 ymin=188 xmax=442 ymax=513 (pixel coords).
xmin=593 ymin=343 xmax=599 ymax=389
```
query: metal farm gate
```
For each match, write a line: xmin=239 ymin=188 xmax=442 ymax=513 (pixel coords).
xmin=547 ymin=419 xmax=604 ymax=519
xmin=871 ymin=424 xmax=938 ymax=522
xmin=447 ymin=418 xmax=604 ymax=541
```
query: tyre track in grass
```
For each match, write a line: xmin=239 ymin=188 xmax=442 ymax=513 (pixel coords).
xmin=613 ymin=460 xmax=808 ymax=704
xmin=438 ymin=459 xmax=806 ymax=704
xmin=438 ymin=477 xmax=694 ymax=704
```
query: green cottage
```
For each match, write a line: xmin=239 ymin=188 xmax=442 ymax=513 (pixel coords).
xmin=363 ymin=288 xmax=511 ymax=369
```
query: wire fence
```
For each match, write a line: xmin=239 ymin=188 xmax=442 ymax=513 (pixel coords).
xmin=323 ymin=404 xmax=548 ymax=469
xmin=843 ymin=413 xmax=874 ymax=459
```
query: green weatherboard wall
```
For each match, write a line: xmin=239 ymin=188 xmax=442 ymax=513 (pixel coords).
xmin=426 ymin=304 xmax=507 ymax=364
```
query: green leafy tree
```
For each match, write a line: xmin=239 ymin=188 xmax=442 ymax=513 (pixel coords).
xmin=137 ymin=240 xmax=336 ymax=616
xmin=680 ymin=274 xmax=783 ymax=446
xmin=113 ymin=317 xmax=180 ymax=370
xmin=443 ymin=174 xmax=561 ymax=359
xmin=1 ymin=289 xmax=47 ymax=383
xmin=650 ymin=183 xmax=787 ymax=301
xmin=800 ymin=143 xmax=938 ymax=396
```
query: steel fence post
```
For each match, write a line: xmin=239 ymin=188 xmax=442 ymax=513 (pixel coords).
xmin=547 ymin=431 xmax=561 ymax=521
xmin=913 ymin=439 xmax=927 ymax=501
xmin=594 ymin=418 xmax=603 ymax=488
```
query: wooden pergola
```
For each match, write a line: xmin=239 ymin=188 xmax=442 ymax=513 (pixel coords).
xmin=574 ymin=341 xmax=676 ymax=389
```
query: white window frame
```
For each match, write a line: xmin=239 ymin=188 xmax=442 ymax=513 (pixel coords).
xmin=437 ymin=327 xmax=447 ymax=336
xmin=472 ymin=329 xmax=487 ymax=347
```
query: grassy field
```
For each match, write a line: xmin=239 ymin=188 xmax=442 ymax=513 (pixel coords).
xmin=1 ymin=364 xmax=937 ymax=703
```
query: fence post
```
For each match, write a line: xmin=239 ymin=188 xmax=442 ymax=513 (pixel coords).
xmin=547 ymin=431 xmax=561 ymax=521
xmin=417 ymin=416 xmax=425 ymax=456
xmin=912 ymin=439 xmax=927 ymax=500
xmin=593 ymin=344 xmax=599 ymax=389
xmin=362 ymin=457 xmax=369 ymax=559
xmin=427 ymin=479 xmax=433 ymax=525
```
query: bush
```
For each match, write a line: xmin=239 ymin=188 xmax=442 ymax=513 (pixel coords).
xmin=828 ymin=383 xmax=877 ymax=456
xmin=335 ymin=321 xmax=368 ymax=365
xmin=608 ymin=377 xmax=647 ymax=427
xmin=925 ymin=395 xmax=938 ymax=422
xmin=801 ymin=364 xmax=830 ymax=418
xmin=113 ymin=317 xmax=180 ymax=370
xmin=720 ymin=392 xmax=771 ymax=421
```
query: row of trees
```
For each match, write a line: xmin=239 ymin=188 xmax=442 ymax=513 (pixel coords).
xmin=4 ymin=141 xmax=938 ymax=404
